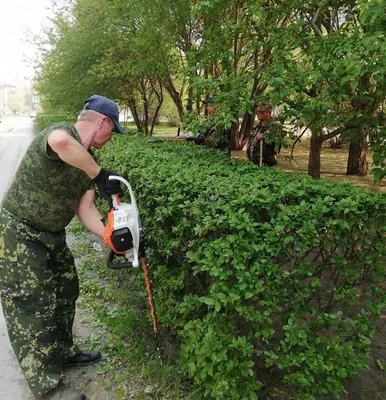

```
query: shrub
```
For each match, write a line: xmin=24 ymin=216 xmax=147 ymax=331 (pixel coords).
xmin=98 ymin=135 xmax=386 ymax=399
xmin=325 ymin=135 xmax=349 ymax=150
xmin=35 ymin=113 xmax=76 ymax=132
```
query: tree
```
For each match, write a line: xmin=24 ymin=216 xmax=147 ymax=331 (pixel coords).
xmin=35 ymin=0 xmax=195 ymax=133
xmin=264 ymin=0 xmax=386 ymax=178
xmin=355 ymin=0 xmax=386 ymax=182
xmin=34 ymin=0 xmax=386 ymax=180
xmin=35 ymin=1 xmax=114 ymax=115
xmin=184 ymin=0 xmax=293 ymax=150
xmin=347 ymin=131 xmax=368 ymax=176
xmin=8 ymin=92 xmax=24 ymax=114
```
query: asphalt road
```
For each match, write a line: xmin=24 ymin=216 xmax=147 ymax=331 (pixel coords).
xmin=0 ymin=116 xmax=35 ymax=400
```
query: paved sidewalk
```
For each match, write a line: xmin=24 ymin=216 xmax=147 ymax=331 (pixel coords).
xmin=0 ymin=117 xmax=35 ymax=400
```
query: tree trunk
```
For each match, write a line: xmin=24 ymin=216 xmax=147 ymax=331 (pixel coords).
xmin=234 ymin=112 xmax=255 ymax=150
xmin=186 ymin=85 xmax=193 ymax=113
xmin=150 ymin=82 xmax=164 ymax=136
xmin=128 ymin=101 xmax=143 ymax=133
xmin=308 ymin=133 xmax=323 ymax=179
xmin=143 ymin=97 xmax=149 ymax=136
xmin=229 ymin=121 xmax=240 ymax=151
xmin=347 ymin=73 xmax=371 ymax=175
xmin=162 ymin=74 xmax=185 ymax=122
xmin=229 ymin=120 xmax=240 ymax=150
xmin=347 ymin=131 xmax=368 ymax=176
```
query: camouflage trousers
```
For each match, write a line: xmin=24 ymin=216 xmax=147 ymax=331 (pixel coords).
xmin=0 ymin=208 xmax=80 ymax=397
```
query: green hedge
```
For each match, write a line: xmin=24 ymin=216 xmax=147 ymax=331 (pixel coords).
xmin=35 ymin=113 xmax=76 ymax=132
xmin=98 ymin=135 xmax=386 ymax=399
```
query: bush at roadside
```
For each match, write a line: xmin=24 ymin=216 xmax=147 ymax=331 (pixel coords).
xmin=35 ymin=113 xmax=76 ymax=132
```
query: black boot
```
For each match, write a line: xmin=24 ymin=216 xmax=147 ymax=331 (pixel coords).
xmin=64 ymin=350 xmax=102 ymax=368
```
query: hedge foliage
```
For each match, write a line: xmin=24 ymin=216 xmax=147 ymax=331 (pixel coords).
xmin=98 ymin=135 xmax=386 ymax=399
xmin=35 ymin=113 xmax=76 ymax=132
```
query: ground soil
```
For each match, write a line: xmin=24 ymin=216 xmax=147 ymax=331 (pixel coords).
xmin=64 ymin=307 xmax=119 ymax=400
xmin=232 ymin=145 xmax=386 ymax=194
xmin=335 ymin=318 xmax=386 ymax=400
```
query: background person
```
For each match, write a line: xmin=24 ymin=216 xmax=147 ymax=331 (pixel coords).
xmin=247 ymin=105 xmax=279 ymax=166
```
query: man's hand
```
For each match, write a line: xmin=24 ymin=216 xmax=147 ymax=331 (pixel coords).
xmin=92 ymin=168 xmax=124 ymax=200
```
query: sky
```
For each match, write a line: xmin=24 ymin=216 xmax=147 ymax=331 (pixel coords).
xmin=0 ymin=0 xmax=52 ymax=86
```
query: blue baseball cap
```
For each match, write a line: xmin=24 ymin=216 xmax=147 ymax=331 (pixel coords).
xmin=84 ymin=95 xmax=125 ymax=134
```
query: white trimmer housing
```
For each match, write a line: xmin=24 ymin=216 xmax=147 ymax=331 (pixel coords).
xmin=109 ymin=176 xmax=141 ymax=268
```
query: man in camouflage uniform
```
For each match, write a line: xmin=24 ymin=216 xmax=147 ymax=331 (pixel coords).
xmin=0 ymin=95 xmax=125 ymax=400
xmin=247 ymin=105 xmax=280 ymax=167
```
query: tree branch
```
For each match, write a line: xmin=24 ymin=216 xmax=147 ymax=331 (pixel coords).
xmin=322 ymin=124 xmax=360 ymax=141
xmin=303 ymin=8 xmax=324 ymax=38
xmin=290 ymin=121 xmax=312 ymax=159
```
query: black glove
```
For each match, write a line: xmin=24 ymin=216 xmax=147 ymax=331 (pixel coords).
xmin=92 ymin=168 xmax=124 ymax=201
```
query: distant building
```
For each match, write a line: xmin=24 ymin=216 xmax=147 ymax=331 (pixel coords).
xmin=0 ymin=84 xmax=16 ymax=115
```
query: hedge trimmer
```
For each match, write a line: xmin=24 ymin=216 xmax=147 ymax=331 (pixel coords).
xmin=102 ymin=176 xmax=164 ymax=365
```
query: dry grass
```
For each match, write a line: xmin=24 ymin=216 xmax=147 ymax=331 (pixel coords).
xmin=232 ymin=144 xmax=386 ymax=194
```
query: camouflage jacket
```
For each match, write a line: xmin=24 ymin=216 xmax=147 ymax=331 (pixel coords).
xmin=1 ymin=123 xmax=92 ymax=232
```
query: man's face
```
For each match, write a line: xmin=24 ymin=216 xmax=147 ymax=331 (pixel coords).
xmin=256 ymin=106 xmax=272 ymax=122
xmin=93 ymin=116 xmax=114 ymax=148
xmin=208 ymin=105 xmax=216 ymax=115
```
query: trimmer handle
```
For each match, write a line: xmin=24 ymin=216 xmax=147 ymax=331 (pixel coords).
xmin=107 ymin=250 xmax=135 ymax=269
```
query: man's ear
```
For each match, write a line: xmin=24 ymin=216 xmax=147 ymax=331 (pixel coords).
xmin=98 ymin=117 xmax=105 ymax=129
